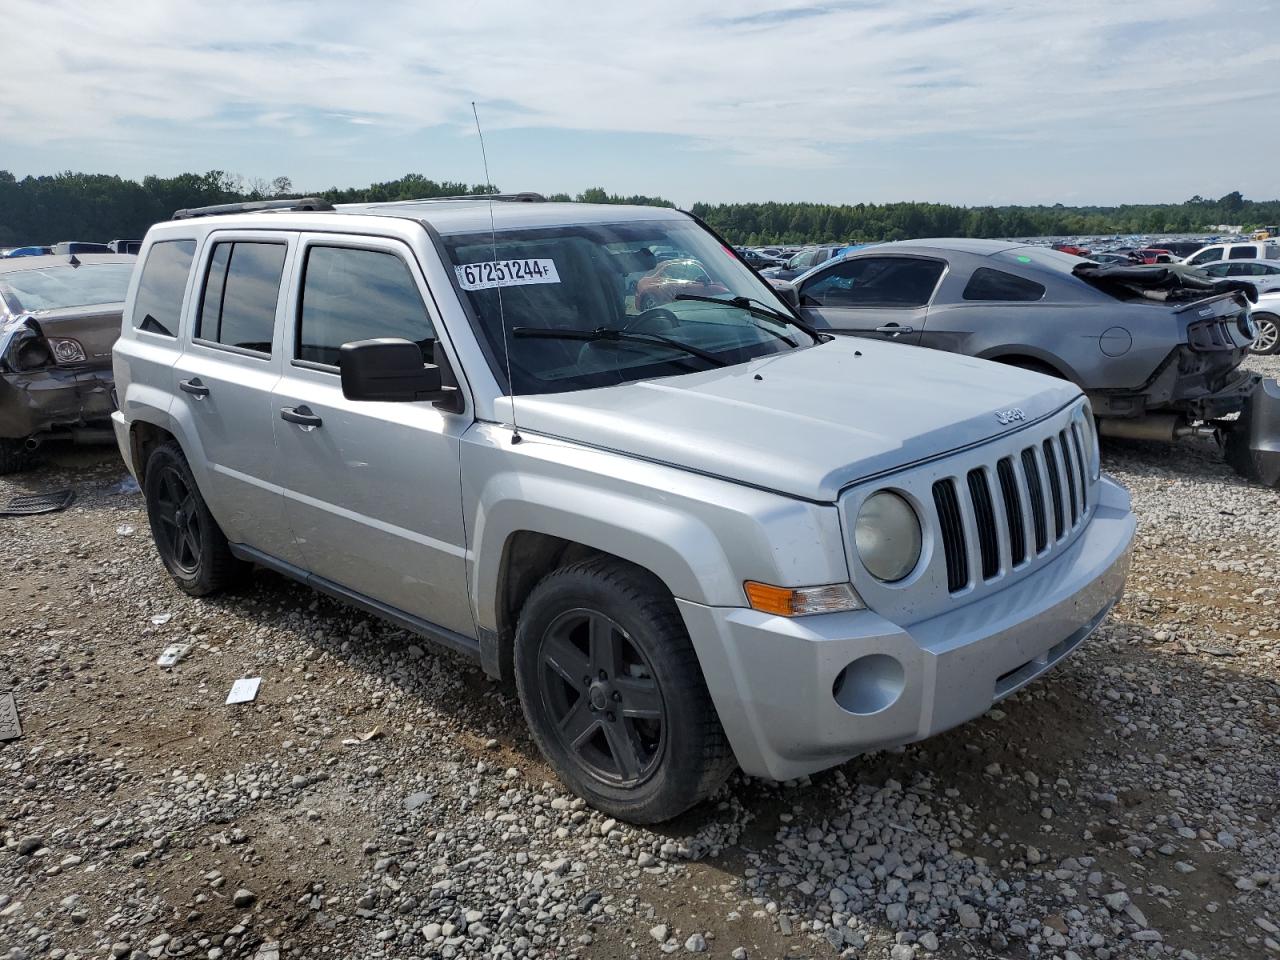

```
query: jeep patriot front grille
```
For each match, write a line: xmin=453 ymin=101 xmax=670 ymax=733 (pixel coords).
xmin=932 ymin=422 xmax=1090 ymax=593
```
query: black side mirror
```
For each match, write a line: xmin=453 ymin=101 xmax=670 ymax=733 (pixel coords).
xmin=774 ymin=284 xmax=799 ymax=308
xmin=340 ymin=338 xmax=455 ymax=404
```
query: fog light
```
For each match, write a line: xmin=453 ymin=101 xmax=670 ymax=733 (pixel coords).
xmin=832 ymin=654 xmax=904 ymax=715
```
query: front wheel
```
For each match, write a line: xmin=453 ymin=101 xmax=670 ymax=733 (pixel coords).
xmin=514 ymin=557 xmax=734 ymax=823
xmin=1251 ymin=312 xmax=1279 ymax=355
xmin=143 ymin=442 xmax=244 ymax=595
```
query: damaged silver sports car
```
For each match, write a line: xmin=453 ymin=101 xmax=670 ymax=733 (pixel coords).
xmin=0 ymin=253 xmax=136 ymax=473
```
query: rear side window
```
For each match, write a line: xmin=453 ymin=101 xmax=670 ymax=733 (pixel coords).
xmin=132 ymin=240 xmax=195 ymax=336
xmin=296 ymin=246 xmax=435 ymax=367
xmin=196 ymin=241 xmax=287 ymax=355
xmin=962 ymin=267 xmax=1045 ymax=302
xmin=1228 ymin=246 xmax=1258 ymax=260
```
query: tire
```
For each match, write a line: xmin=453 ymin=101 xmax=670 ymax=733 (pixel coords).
xmin=0 ymin=438 xmax=39 ymax=475
xmin=514 ymin=556 xmax=735 ymax=823
xmin=142 ymin=441 xmax=243 ymax=596
xmin=1252 ymin=312 xmax=1280 ymax=355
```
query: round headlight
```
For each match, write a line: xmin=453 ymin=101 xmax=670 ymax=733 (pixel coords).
xmin=855 ymin=491 xmax=922 ymax=583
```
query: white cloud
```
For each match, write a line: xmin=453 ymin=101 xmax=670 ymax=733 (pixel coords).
xmin=1 ymin=0 xmax=1277 ymax=186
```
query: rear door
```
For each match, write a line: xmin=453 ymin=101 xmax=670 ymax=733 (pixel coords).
xmin=795 ymin=254 xmax=946 ymax=344
xmin=170 ymin=231 xmax=301 ymax=563
xmin=270 ymin=234 xmax=474 ymax=637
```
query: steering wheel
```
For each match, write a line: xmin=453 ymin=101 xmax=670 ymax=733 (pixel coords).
xmin=622 ymin=306 xmax=680 ymax=333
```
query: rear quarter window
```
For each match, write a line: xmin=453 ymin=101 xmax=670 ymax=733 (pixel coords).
xmin=131 ymin=240 xmax=196 ymax=336
xmin=962 ymin=267 xmax=1045 ymax=302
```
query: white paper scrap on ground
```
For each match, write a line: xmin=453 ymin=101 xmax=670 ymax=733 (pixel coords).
xmin=156 ymin=643 xmax=191 ymax=668
xmin=226 ymin=677 xmax=262 ymax=705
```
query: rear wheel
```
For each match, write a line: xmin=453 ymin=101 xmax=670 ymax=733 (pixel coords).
xmin=1251 ymin=313 xmax=1279 ymax=355
xmin=0 ymin=438 xmax=39 ymax=476
xmin=143 ymin=442 xmax=243 ymax=595
xmin=514 ymin=557 xmax=734 ymax=823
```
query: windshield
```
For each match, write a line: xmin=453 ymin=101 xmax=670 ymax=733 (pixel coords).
xmin=1 ymin=262 xmax=135 ymax=312
xmin=442 ymin=218 xmax=811 ymax=396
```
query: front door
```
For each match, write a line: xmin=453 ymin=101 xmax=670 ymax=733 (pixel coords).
xmin=170 ymin=231 xmax=301 ymax=563
xmin=795 ymin=255 xmax=946 ymax=345
xmin=270 ymin=235 xmax=474 ymax=637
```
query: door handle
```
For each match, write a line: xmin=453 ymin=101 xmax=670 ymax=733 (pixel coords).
xmin=179 ymin=377 xmax=210 ymax=398
xmin=280 ymin=405 xmax=323 ymax=428
xmin=874 ymin=324 xmax=914 ymax=336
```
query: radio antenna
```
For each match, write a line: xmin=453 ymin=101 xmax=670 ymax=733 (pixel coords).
xmin=472 ymin=101 xmax=521 ymax=444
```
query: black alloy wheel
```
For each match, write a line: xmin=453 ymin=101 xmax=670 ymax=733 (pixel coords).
xmin=536 ymin=608 xmax=666 ymax=786
xmin=152 ymin=461 xmax=202 ymax=575
xmin=514 ymin=557 xmax=735 ymax=823
xmin=143 ymin=441 xmax=242 ymax=596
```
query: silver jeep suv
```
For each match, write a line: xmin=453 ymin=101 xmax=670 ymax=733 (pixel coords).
xmin=112 ymin=196 xmax=1136 ymax=823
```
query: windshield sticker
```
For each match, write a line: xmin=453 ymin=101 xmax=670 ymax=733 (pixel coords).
xmin=456 ymin=259 xmax=561 ymax=291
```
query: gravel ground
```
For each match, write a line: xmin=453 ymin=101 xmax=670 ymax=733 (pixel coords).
xmin=2 ymin=356 xmax=1278 ymax=960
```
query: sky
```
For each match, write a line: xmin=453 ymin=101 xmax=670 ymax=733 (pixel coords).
xmin=4 ymin=0 xmax=1279 ymax=207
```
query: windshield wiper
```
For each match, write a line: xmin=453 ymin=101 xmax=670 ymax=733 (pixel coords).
xmin=511 ymin=326 xmax=729 ymax=367
xmin=672 ymin=293 xmax=827 ymax=342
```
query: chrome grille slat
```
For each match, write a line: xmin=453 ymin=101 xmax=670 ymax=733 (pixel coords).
xmin=1042 ymin=438 xmax=1065 ymax=540
xmin=1059 ymin=429 xmax=1079 ymax=528
xmin=966 ymin=468 xmax=1000 ymax=580
xmin=996 ymin=457 xmax=1026 ymax=567
xmin=1021 ymin=446 xmax=1049 ymax=553
xmin=932 ymin=478 xmax=969 ymax=592
xmin=1070 ymin=423 xmax=1088 ymax=512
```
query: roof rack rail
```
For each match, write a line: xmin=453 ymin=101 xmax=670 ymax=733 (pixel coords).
xmin=362 ymin=192 xmax=547 ymax=207
xmin=171 ymin=197 xmax=335 ymax=220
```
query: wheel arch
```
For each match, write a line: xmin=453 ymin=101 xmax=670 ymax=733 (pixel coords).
xmin=977 ymin=347 xmax=1080 ymax=383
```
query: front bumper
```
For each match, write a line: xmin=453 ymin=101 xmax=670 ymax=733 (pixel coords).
xmin=678 ymin=475 xmax=1135 ymax=781
xmin=0 ymin=366 xmax=116 ymax=440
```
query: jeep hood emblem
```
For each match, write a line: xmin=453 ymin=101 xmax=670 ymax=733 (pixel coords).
xmin=995 ymin=408 xmax=1026 ymax=425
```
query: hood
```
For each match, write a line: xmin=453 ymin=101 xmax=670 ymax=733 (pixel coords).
xmin=506 ymin=338 xmax=1081 ymax=502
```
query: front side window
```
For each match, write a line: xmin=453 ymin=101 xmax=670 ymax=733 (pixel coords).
xmin=296 ymin=246 xmax=435 ymax=366
xmin=1202 ymin=263 xmax=1230 ymax=277
xmin=2 ymin=262 xmax=137 ymax=314
xmin=196 ymin=241 xmax=287 ymax=354
xmin=800 ymin=256 xmax=945 ymax=308
xmin=1188 ymin=248 xmax=1223 ymax=265
xmin=441 ymin=218 xmax=811 ymax=396
xmin=962 ymin=267 xmax=1046 ymax=302
xmin=1228 ymin=246 xmax=1258 ymax=260
xmin=131 ymin=240 xmax=195 ymax=336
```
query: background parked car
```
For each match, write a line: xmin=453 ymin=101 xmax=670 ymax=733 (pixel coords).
xmin=1133 ymin=247 xmax=1174 ymax=264
xmin=1195 ymin=259 xmax=1280 ymax=295
xmin=776 ymin=239 xmax=1271 ymax=480
xmin=1184 ymin=240 xmax=1280 ymax=266
xmin=2 ymin=245 xmax=53 ymax=258
xmin=108 ymin=239 xmax=143 ymax=254
xmin=0 ymin=253 xmax=136 ymax=472
xmin=633 ymin=257 xmax=728 ymax=309
xmin=759 ymin=245 xmax=848 ymax=282
xmin=1250 ymin=289 xmax=1280 ymax=355
xmin=738 ymin=248 xmax=784 ymax=269
xmin=51 ymin=241 xmax=114 ymax=255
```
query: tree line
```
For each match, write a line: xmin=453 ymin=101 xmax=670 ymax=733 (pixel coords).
xmin=1 ymin=169 xmax=1275 ymax=247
